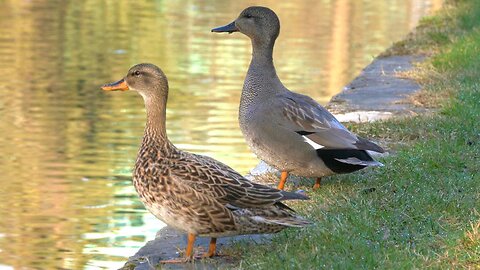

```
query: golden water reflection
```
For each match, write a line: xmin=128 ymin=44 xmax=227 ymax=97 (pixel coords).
xmin=0 ymin=0 xmax=441 ymax=269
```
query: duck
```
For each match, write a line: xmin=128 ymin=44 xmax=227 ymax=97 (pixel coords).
xmin=101 ymin=63 xmax=310 ymax=263
xmin=212 ymin=6 xmax=385 ymax=190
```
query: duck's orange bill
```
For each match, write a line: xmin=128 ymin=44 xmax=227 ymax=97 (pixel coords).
xmin=101 ymin=79 xmax=129 ymax=91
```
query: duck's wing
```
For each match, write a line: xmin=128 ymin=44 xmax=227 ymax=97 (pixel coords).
xmin=272 ymin=92 xmax=385 ymax=153
xmin=170 ymin=153 xmax=308 ymax=209
xmin=228 ymin=202 xmax=312 ymax=234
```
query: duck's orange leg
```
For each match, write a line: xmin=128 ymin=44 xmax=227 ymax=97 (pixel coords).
xmin=160 ymin=233 xmax=196 ymax=263
xmin=277 ymin=171 xmax=289 ymax=190
xmin=203 ymin=237 xmax=217 ymax=258
xmin=185 ymin=233 xmax=195 ymax=258
xmin=313 ymin=177 xmax=322 ymax=190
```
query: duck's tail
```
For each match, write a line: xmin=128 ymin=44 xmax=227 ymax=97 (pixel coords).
xmin=232 ymin=205 xmax=312 ymax=235
xmin=280 ymin=189 xmax=309 ymax=201
xmin=334 ymin=157 xmax=384 ymax=167
xmin=316 ymin=149 xmax=383 ymax=173
xmin=250 ymin=214 xmax=312 ymax=228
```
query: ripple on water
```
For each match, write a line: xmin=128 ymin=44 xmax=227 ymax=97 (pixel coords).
xmin=0 ymin=0 xmax=441 ymax=268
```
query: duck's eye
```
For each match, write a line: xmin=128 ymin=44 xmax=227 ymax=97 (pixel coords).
xmin=133 ymin=70 xmax=141 ymax=76
xmin=244 ymin=14 xmax=252 ymax=19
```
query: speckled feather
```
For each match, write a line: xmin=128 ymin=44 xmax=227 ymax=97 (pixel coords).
xmin=108 ymin=63 xmax=310 ymax=238
xmin=133 ymin=133 xmax=310 ymax=237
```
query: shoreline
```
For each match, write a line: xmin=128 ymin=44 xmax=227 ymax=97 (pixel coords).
xmin=326 ymin=55 xmax=427 ymax=123
xmin=121 ymin=52 xmax=427 ymax=270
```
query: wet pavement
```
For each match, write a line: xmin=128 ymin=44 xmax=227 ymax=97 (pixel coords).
xmin=121 ymin=226 xmax=271 ymax=270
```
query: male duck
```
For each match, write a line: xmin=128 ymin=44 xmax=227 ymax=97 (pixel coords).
xmin=212 ymin=6 xmax=385 ymax=190
xmin=101 ymin=63 xmax=310 ymax=263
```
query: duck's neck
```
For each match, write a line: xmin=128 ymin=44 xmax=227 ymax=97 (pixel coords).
xmin=251 ymin=39 xmax=275 ymax=68
xmin=142 ymin=94 xmax=172 ymax=150
xmin=241 ymin=38 xmax=285 ymax=117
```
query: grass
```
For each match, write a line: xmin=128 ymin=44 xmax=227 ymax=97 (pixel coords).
xmin=219 ymin=1 xmax=480 ymax=269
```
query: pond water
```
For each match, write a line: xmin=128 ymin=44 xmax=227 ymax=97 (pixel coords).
xmin=0 ymin=0 xmax=441 ymax=269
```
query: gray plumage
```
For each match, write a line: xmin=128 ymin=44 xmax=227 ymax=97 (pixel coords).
xmin=212 ymin=6 xmax=385 ymax=181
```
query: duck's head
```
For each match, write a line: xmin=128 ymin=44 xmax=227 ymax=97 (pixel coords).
xmin=102 ymin=63 xmax=168 ymax=99
xmin=212 ymin=6 xmax=280 ymax=45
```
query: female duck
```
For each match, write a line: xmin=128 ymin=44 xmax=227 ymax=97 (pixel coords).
xmin=101 ymin=63 xmax=310 ymax=262
xmin=212 ymin=7 xmax=385 ymax=190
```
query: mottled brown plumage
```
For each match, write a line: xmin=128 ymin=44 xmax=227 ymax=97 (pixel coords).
xmin=101 ymin=63 xmax=310 ymax=262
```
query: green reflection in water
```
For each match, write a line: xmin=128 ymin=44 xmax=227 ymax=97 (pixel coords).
xmin=0 ymin=0 xmax=439 ymax=269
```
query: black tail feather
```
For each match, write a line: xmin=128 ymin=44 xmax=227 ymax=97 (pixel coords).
xmin=317 ymin=149 xmax=374 ymax=173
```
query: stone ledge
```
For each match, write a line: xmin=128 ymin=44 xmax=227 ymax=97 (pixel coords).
xmin=327 ymin=55 xmax=427 ymax=122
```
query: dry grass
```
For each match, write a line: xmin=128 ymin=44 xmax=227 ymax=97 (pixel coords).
xmin=430 ymin=217 xmax=480 ymax=269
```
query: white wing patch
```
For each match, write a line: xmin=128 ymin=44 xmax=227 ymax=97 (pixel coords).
xmin=302 ymin=135 xmax=324 ymax=149
xmin=334 ymin=157 xmax=384 ymax=167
